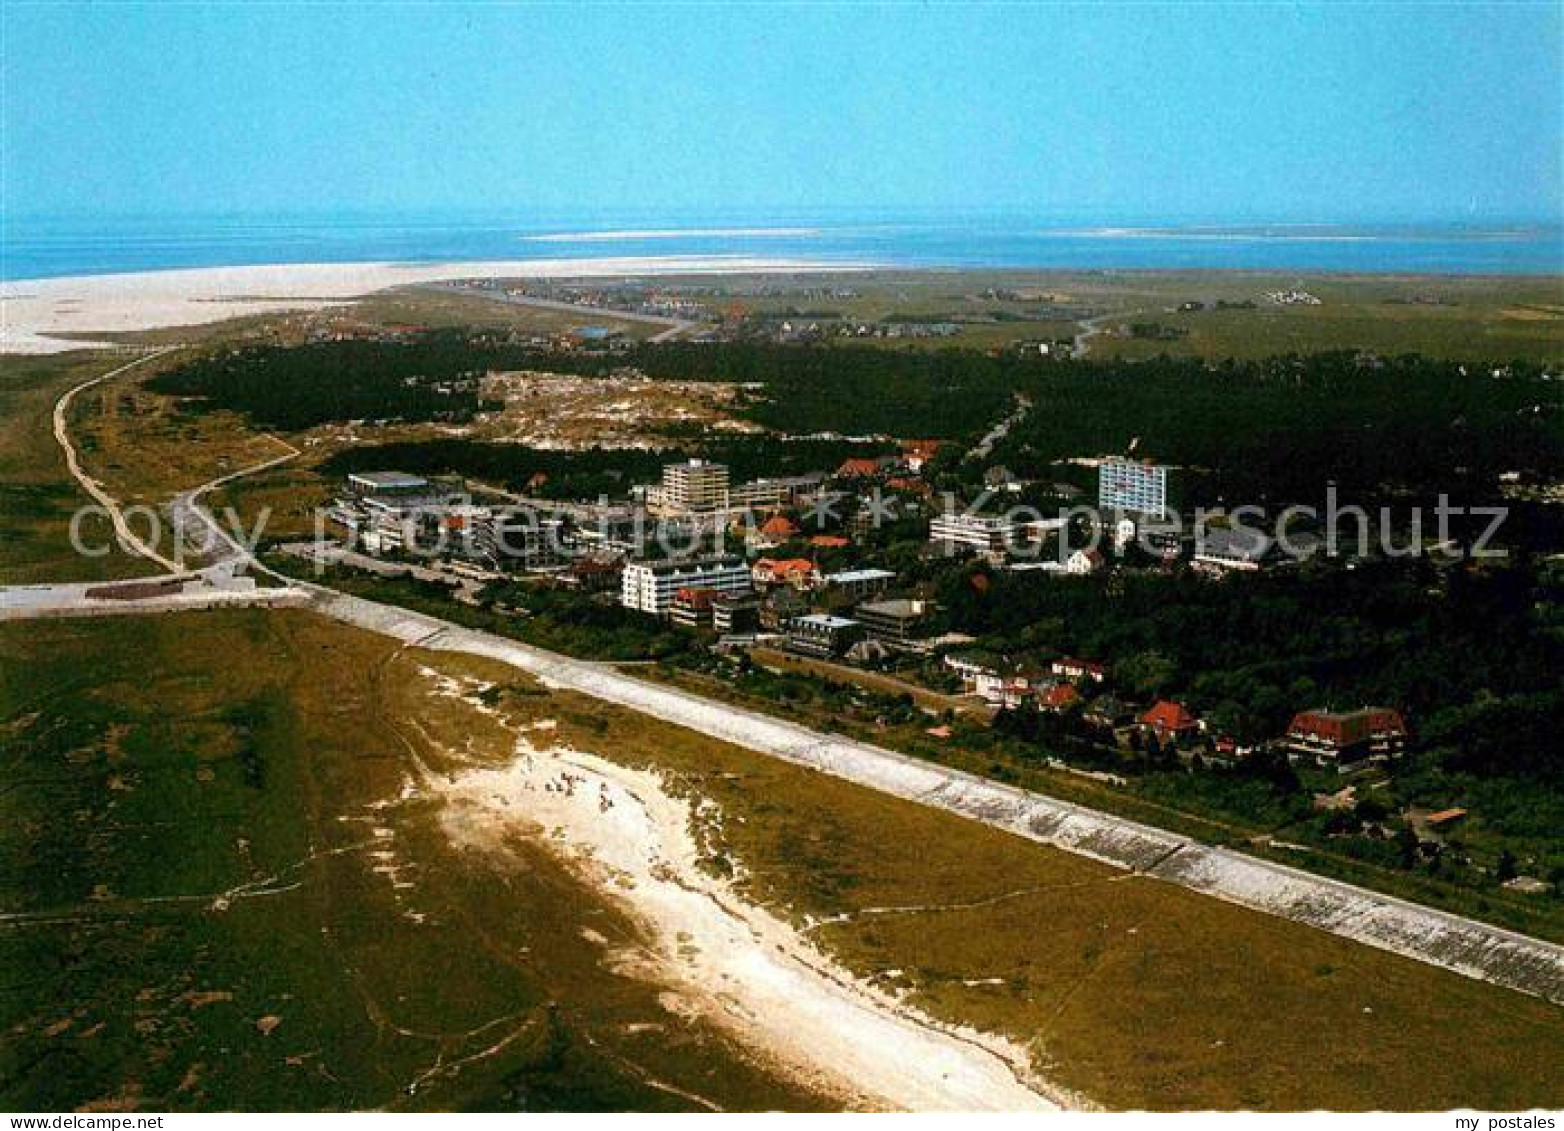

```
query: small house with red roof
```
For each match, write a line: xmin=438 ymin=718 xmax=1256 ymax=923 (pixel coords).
xmin=1039 ymin=683 xmax=1082 ymax=713
xmin=884 ymin=476 xmax=933 ymax=497
xmin=835 ymin=458 xmax=883 ymax=480
xmin=1141 ymin=700 xmax=1202 ymax=743
xmin=748 ymin=513 xmax=802 ymax=549
xmin=751 ymin=557 xmax=819 ymax=590
xmin=900 ymin=439 xmax=945 ymax=472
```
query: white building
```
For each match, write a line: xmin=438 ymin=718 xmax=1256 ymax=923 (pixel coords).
xmin=821 ymin=567 xmax=897 ymax=601
xmin=1098 ymin=459 xmax=1169 ymax=517
xmin=649 ymin=459 xmax=730 ymax=514
xmin=347 ymin=470 xmax=431 ymax=498
xmin=930 ymin=512 xmax=1022 ymax=553
xmin=621 ymin=555 xmax=752 ymax=615
xmin=1065 ymin=548 xmax=1106 ymax=575
xmin=930 ymin=511 xmax=1065 ymax=554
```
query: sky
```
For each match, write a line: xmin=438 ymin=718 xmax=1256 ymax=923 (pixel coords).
xmin=4 ymin=1 xmax=1561 ymax=224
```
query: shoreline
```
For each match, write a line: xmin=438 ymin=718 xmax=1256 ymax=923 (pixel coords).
xmin=0 ymin=256 xmax=874 ymax=354
xmin=5 ymin=255 xmax=1561 ymax=356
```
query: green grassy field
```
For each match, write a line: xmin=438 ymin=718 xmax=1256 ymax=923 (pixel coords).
xmin=1084 ymin=274 xmax=1564 ymax=362
xmin=0 ymin=353 xmax=158 ymax=584
xmin=4 ymin=611 xmax=1559 ymax=1111
xmin=640 ymin=269 xmax=1564 ymax=362
xmin=69 ymin=269 xmax=1564 ymax=365
xmin=0 ymin=611 xmax=829 ymax=1112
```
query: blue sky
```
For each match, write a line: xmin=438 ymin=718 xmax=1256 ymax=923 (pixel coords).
xmin=5 ymin=1 xmax=1560 ymax=222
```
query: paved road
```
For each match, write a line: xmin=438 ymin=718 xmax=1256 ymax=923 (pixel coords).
xmin=1071 ymin=312 xmax=1118 ymax=358
xmin=52 ymin=348 xmax=182 ymax=571
xmin=1 ymin=575 xmax=309 ymax=620
xmin=12 ymin=353 xmax=313 ymax=620
xmin=965 ymin=393 xmax=1032 ymax=463
xmin=167 ymin=435 xmax=303 ymax=568
xmin=421 ymin=282 xmax=697 ymax=341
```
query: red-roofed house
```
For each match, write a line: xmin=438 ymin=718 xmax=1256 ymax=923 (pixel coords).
xmin=900 ymin=439 xmax=945 ymax=472
xmin=749 ymin=513 xmax=802 ymax=549
xmin=751 ymin=557 xmax=819 ymax=590
xmin=1141 ymin=700 xmax=1202 ymax=742
xmin=1286 ymin=707 xmax=1408 ymax=770
xmin=1040 ymin=683 xmax=1082 ymax=712
xmin=809 ymin=534 xmax=851 ymax=549
xmin=885 ymin=476 xmax=933 ymax=497
xmin=836 ymin=458 xmax=883 ymax=480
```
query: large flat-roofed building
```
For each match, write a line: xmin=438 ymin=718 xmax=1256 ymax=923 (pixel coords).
xmin=1099 ymin=459 xmax=1169 ymax=517
xmin=655 ymin=459 xmax=730 ymax=513
xmin=1193 ymin=526 xmax=1321 ymax=574
xmin=347 ymin=470 xmax=431 ymax=498
xmin=786 ymin=613 xmax=863 ymax=658
xmin=929 ymin=511 xmax=1064 ymax=554
xmin=621 ymin=555 xmax=751 ymax=615
xmin=335 ymin=480 xmax=465 ymax=554
xmin=472 ymin=509 xmax=567 ymax=571
xmin=728 ymin=474 xmax=824 ymax=511
xmin=854 ymin=598 xmax=933 ymax=644
xmin=558 ymin=555 xmax=624 ymax=593
xmin=822 ymin=567 xmax=897 ymax=601
xmin=712 ymin=590 xmax=761 ymax=635
xmin=929 ymin=512 xmax=1021 ymax=553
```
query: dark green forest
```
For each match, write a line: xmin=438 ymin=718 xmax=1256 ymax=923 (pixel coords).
xmin=151 ymin=337 xmax=1562 ymax=514
xmin=936 ymin=557 xmax=1562 ymax=751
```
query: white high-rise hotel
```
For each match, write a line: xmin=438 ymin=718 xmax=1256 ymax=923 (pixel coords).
xmin=659 ymin=459 xmax=730 ymax=512
xmin=1098 ymin=458 xmax=1169 ymax=517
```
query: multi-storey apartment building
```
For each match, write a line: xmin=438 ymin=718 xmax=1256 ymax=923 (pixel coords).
xmin=1098 ymin=458 xmax=1170 ymax=517
xmin=1286 ymin=707 xmax=1408 ymax=771
xmin=620 ymin=555 xmax=752 ymax=615
xmin=651 ymin=459 xmax=730 ymax=513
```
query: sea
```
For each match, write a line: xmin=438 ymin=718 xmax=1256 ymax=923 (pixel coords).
xmin=3 ymin=210 xmax=1560 ymax=281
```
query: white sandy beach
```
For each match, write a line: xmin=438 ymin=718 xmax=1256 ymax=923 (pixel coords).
xmin=0 ymin=256 xmax=865 ymax=354
xmin=422 ymin=669 xmax=1063 ymax=1112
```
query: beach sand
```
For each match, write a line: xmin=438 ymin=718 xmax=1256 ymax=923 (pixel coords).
xmin=0 ymin=256 xmax=865 ymax=354
xmin=423 ymin=668 xmax=1064 ymax=1112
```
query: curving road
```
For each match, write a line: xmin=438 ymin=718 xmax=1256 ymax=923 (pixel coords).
xmin=52 ymin=348 xmax=183 ymax=571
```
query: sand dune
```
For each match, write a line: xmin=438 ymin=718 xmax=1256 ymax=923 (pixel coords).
xmin=426 ymin=670 xmax=1063 ymax=1112
xmin=0 ymin=256 xmax=865 ymax=354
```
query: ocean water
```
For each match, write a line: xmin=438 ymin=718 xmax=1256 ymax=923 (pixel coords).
xmin=2 ymin=211 xmax=1560 ymax=281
